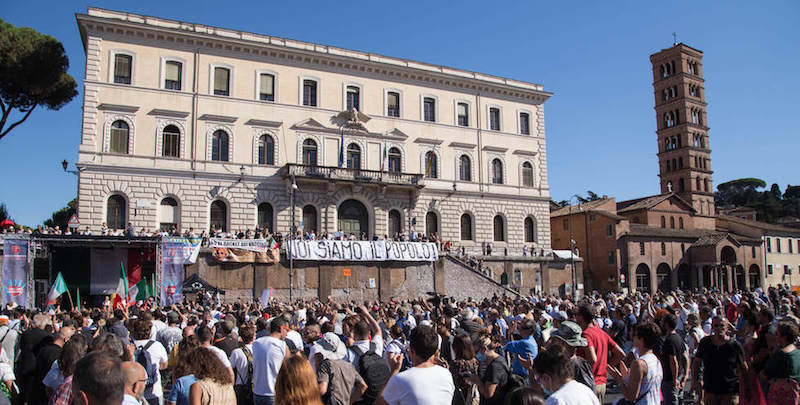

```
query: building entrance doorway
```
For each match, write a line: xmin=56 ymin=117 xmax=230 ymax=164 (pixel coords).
xmin=338 ymin=199 xmax=369 ymax=238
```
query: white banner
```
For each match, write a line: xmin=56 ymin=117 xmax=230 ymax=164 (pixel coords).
xmin=161 ymin=237 xmax=202 ymax=264
xmin=208 ymin=238 xmax=267 ymax=252
xmin=288 ymin=240 xmax=438 ymax=262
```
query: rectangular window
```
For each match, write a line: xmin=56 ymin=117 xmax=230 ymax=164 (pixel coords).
xmin=606 ymin=224 xmax=613 ymax=237
xmin=768 ymin=264 xmax=773 ymax=275
xmin=767 ymin=237 xmax=772 ymax=253
xmin=423 ymin=97 xmax=435 ymax=122
xmin=457 ymin=103 xmax=469 ymax=126
xmin=639 ymin=242 xmax=645 ymax=255
xmin=213 ymin=67 xmax=230 ymax=96
xmin=259 ymin=73 xmax=275 ymax=101
xmin=387 ymin=92 xmax=400 ymax=117
xmin=608 ymin=251 xmax=615 ymax=265
xmin=114 ymin=54 xmax=132 ymax=84
xmin=661 ymin=243 xmax=666 ymax=256
xmin=520 ymin=112 xmax=530 ymax=135
xmin=790 ymin=239 xmax=794 ymax=254
xmin=777 ymin=238 xmax=782 ymax=253
xmin=346 ymin=86 xmax=360 ymax=111
xmin=589 ymin=214 xmax=596 ymax=222
xmin=562 ymin=219 xmax=568 ymax=230
xmin=785 ymin=265 xmax=791 ymax=275
xmin=164 ymin=61 xmax=181 ymax=90
xmin=303 ymin=80 xmax=317 ymax=106
xmin=752 ymin=246 xmax=756 ymax=258
xmin=489 ymin=107 xmax=500 ymax=131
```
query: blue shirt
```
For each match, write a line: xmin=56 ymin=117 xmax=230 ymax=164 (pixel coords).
xmin=167 ymin=374 xmax=197 ymax=405
xmin=504 ymin=335 xmax=538 ymax=377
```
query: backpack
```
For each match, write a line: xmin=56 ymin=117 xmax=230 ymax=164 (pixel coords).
xmin=134 ymin=341 xmax=157 ymax=389
xmin=767 ymin=378 xmax=800 ymax=405
xmin=233 ymin=346 xmax=254 ymax=405
xmin=352 ymin=342 xmax=391 ymax=405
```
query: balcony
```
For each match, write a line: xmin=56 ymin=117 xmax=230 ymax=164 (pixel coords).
xmin=281 ymin=164 xmax=424 ymax=188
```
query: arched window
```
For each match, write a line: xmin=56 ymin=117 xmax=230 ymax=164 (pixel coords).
xmin=210 ymin=200 xmax=227 ymax=232
xmin=493 ymin=215 xmax=505 ymax=241
xmin=346 ymin=143 xmax=361 ymax=170
xmin=679 ymin=217 xmax=684 ymax=229
xmin=159 ymin=197 xmax=179 ymax=232
xmin=302 ymin=205 xmax=318 ymax=234
xmin=660 ymin=216 xmax=666 ymax=228
xmin=211 ymin=130 xmax=229 ymax=161
xmin=491 ymin=159 xmax=503 ymax=184
xmin=460 ymin=214 xmax=473 ymax=241
xmin=696 ymin=177 xmax=701 ymax=190
xmin=258 ymin=135 xmax=275 ymax=165
xmin=459 ymin=155 xmax=471 ymax=182
xmin=424 ymin=151 xmax=437 ymax=178
xmin=302 ymin=139 xmax=318 ymax=166
xmin=388 ymin=147 xmax=401 ymax=173
xmin=162 ymin=125 xmax=180 ymax=157
xmin=522 ymin=162 xmax=534 ymax=187
xmin=110 ymin=120 xmax=129 ymax=154
xmin=388 ymin=209 xmax=402 ymax=237
xmin=426 ymin=211 xmax=438 ymax=236
xmin=524 ymin=217 xmax=536 ymax=243
xmin=679 ymin=178 xmax=685 ymax=192
xmin=106 ymin=195 xmax=126 ymax=230
xmin=704 ymin=178 xmax=709 ymax=192
xmin=670 ymin=216 xmax=675 ymax=229
xmin=257 ymin=203 xmax=273 ymax=233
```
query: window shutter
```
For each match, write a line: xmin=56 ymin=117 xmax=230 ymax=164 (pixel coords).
xmin=166 ymin=61 xmax=181 ymax=82
xmin=214 ymin=68 xmax=229 ymax=92
xmin=260 ymin=74 xmax=274 ymax=96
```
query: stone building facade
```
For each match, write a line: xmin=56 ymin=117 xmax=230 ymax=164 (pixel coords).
xmin=74 ymin=8 xmax=553 ymax=255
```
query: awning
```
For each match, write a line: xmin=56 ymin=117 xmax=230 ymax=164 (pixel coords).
xmin=182 ymin=273 xmax=225 ymax=294
xmin=553 ymin=250 xmax=581 ymax=260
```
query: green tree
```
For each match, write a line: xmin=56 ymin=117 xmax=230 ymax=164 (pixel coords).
xmin=716 ymin=178 xmax=766 ymax=206
xmin=784 ymin=185 xmax=800 ymax=200
xmin=576 ymin=191 xmax=602 ymax=203
xmin=44 ymin=198 xmax=77 ymax=230
xmin=0 ymin=18 xmax=77 ymax=142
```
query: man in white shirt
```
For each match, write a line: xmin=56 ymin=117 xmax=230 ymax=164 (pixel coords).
xmin=252 ymin=316 xmax=289 ymax=405
xmin=230 ymin=325 xmax=255 ymax=405
xmin=196 ymin=325 xmax=233 ymax=378
xmin=378 ymin=325 xmax=454 ymax=405
xmin=132 ymin=319 xmax=169 ymax=405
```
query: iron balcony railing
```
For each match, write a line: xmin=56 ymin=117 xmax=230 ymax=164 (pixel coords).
xmin=282 ymin=163 xmax=424 ymax=187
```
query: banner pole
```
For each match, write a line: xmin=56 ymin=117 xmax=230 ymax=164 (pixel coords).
xmin=65 ymin=288 xmax=74 ymax=311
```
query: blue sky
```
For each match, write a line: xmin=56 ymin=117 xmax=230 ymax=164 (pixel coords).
xmin=2 ymin=1 xmax=798 ymax=226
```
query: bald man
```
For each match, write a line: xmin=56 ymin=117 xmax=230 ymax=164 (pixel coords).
xmin=122 ymin=361 xmax=147 ymax=405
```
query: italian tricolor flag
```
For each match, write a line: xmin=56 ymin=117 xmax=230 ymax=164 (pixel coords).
xmin=112 ymin=262 xmax=129 ymax=308
xmin=46 ymin=272 xmax=68 ymax=306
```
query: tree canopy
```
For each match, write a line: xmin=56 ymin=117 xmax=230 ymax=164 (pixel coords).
xmin=0 ymin=18 xmax=77 ymax=142
xmin=44 ymin=198 xmax=77 ymax=230
xmin=716 ymin=178 xmax=800 ymax=223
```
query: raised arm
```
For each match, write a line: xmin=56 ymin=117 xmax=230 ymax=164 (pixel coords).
xmin=359 ymin=305 xmax=382 ymax=340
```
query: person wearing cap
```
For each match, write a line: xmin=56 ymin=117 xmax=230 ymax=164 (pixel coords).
xmin=547 ymin=321 xmax=595 ymax=391
xmin=157 ymin=311 xmax=183 ymax=355
xmin=315 ymin=332 xmax=367 ymax=405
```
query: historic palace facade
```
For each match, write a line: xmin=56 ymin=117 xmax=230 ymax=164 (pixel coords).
xmin=74 ymin=8 xmax=553 ymax=255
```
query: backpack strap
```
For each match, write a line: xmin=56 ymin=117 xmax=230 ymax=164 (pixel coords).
xmin=351 ymin=345 xmax=366 ymax=358
xmin=143 ymin=340 xmax=155 ymax=351
xmin=242 ymin=346 xmax=254 ymax=386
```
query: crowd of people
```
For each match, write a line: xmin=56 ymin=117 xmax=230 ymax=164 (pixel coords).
xmin=1 ymin=285 xmax=800 ymax=405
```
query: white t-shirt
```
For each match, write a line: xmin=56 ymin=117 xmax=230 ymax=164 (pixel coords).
xmin=134 ymin=339 xmax=169 ymax=399
xmin=381 ymin=365 xmax=454 ymax=405
xmin=546 ymin=380 xmax=600 ymax=405
xmin=205 ymin=345 xmax=232 ymax=369
xmin=229 ymin=344 xmax=253 ymax=385
xmin=252 ymin=336 xmax=286 ymax=396
xmin=346 ymin=335 xmax=385 ymax=368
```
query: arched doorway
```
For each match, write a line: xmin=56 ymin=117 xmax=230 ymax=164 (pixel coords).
xmin=387 ymin=209 xmax=402 ymax=237
xmin=425 ymin=211 xmax=438 ymax=237
xmin=749 ymin=264 xmax=761 ymax=290
xmin=635 ymin=264 xmax=651 ymax=293
xmin=656 ymin=263 xmax=671 ymax=292
xmin=721 ymin=246 xmax=737 ymax=265
xmin=338 ymin=199 xmax=369 ymax=238
xmin=720 ymin=246 xmax=737 ymax=292
xmin=677 ymin=264 xmax=690 ymax=290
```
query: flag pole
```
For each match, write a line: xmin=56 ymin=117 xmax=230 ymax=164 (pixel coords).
xmin=65 ymin=288 xmax=75 ymax=311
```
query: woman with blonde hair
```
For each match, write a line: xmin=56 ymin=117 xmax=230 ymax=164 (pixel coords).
xmin=188 ymin=347 xmax=236 ymax=405
xmin=275 ymin=353 xmax=322 ymax=405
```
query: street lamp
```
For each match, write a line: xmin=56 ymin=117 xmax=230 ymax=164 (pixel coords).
xmin=61 ymin=160 xmax=80 ymax=176
xmin=289 ymin=175 xmax=298 ymax=300
xmin=567 ymin=195 xmax=583 ymax=298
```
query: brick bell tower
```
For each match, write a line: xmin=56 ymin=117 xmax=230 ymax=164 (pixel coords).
xmin=651 ymin=42 xmax=715 ymax=229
